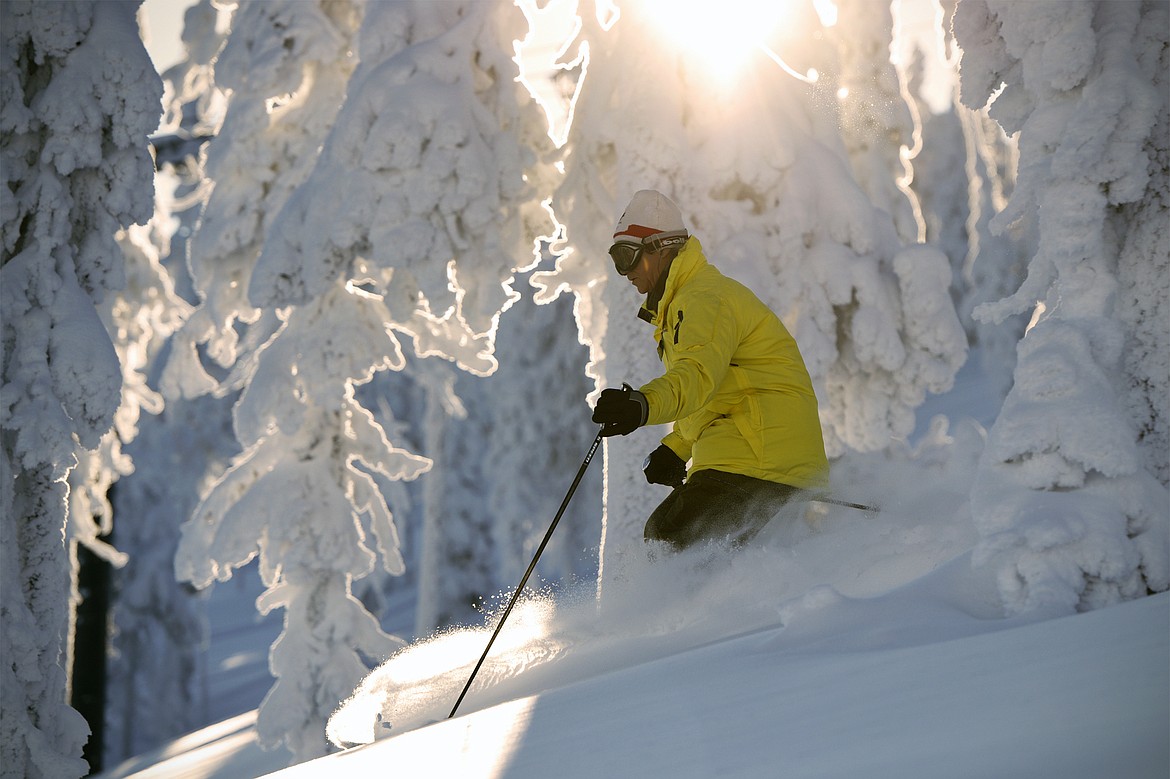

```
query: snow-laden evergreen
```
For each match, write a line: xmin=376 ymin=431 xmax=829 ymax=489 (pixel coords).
xmin=905 ymin=2 xmax=1028 ymax=396
xmin=954 ymin=0 xmax=1169 ymax=616
xmin=162 ymin=0 xmax=386 ymax=764
xmin=100 ymin=169 xmax=227 ymax=768
xmin=0 ymin=2 xmax=162 ymax=776
xmin=162 ymin=0 xmax=359 ymax=399
xmin=67 ymin=154 xmax=193 ymax=575
xmin=170 ymin=0 xmax=563 ymax=762
xmin=832 ymin=0 xmax=927 ymax=243
xmin=97 ymin=3 xmax=235 ymax=762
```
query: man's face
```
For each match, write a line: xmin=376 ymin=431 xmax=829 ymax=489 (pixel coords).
xmin=621 ymin=247 xmax=670 ymax=295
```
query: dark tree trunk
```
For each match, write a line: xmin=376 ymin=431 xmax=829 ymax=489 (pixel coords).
xmin=72 ymin=539 xmax=111 ymax=774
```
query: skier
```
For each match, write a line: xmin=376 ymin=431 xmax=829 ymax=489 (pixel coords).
xmin=592 ymin=190 xmax=829 ymax=551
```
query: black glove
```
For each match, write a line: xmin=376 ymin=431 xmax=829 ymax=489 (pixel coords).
xmin=643 ymin=444 xmax=686 ymax=487
xmin=592 ymin=384 xmax=648 ymax=437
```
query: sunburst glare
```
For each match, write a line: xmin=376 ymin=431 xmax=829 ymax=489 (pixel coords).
xmin=641 ymin=0 xmax=816 ymax=85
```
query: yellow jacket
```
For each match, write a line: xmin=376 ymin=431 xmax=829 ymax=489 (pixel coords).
xmin=638 ymin=238 xmax=829 ymax=490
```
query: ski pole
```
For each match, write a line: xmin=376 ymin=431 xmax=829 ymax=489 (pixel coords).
xmin=448 ymin=426 xmax=605 ymax=720
xmin=810 ymin=495 xmax=880 ymax=512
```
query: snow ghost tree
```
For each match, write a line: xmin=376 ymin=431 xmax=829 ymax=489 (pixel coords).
xmin=100 ymin=1 xmax=231 ymax=764
xmin=954 ymin=0 xmax=1169 ymax=615
xmin=533 ymin=0 xmax=967 ymax=582
xmin=168 ymin=0 xmax=386 ymax=763
xmin=831 ymin=0 xmax=927 ymax=244
xmin=906 ymin=0 xmax=1027 ymax=396
xmin=407 ymin=289 xmax=601 ymax=632
xmin=175 ymin=0 xmax=558 ymax=762
xmin=162 ymin=0 xmax=361 ymax=400
xmin=100 ymin=176 xmax=216 ymax=766
xmin=0 ymin=2 xmax=162 ymax=777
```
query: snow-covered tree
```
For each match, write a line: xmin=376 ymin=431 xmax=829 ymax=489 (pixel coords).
xmin=903 ymin=2 xmax=1026 ymax=395
xmin=159 ymin=0 xmax=373 ymax=764
xmin=249 ymin=1 xmax=556 ymax=348
xmin=833 ymin=0 xmax=928 ymax=243
xmin=954 ymin=0 xmax=1169 ymax=615
xmin=531 ymin=0 xmax=967 ymax=583
xmin=175 ymin=0 xmax=559 ymax=761
xmin=429 ymin=284 xmax=601 ymax=630
xmin=949 ymin=103 xmax=1029 ymax=393
xmin=174 ymin=282 xmax=425 ymax=762
xmin=152 ymin=0 xmax=228 ymax=144
xmin=95 ymin=5 xmax=236 ymax=759
xmin=162 ymin=0 xmax=360 ymax=400
xmin=369 ymin=284 xmax=600 ymax=636
xmin=66 ymin=170 xmax=192 ymax=577
xmin=99 ymin=175 xmax=228 ymax=766
xmin=0 ymin=2 xmax=162 ymax=776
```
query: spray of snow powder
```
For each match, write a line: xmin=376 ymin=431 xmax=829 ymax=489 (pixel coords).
xmin=327 ymin=416 xmax=993 ymax=747
xmin=328 ymin=537 xmax=809 ymax=746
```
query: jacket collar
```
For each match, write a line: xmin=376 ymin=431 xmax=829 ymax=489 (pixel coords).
xmin=637 ymin=236 xmax=705 ymax=325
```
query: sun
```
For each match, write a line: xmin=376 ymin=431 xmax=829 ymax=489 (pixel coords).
xmin=640 ymin=0 xmax=807 ymax=84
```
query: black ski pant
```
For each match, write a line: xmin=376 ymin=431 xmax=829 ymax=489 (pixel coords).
xmin=643 ymin=469 xmax=798 ymax=551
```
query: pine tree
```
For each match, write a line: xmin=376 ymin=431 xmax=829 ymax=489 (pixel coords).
xmin=903 ymin=5 xmax=1027 ymax=397
xmin=955 ymin=0 xmax=1169 ymax=615
xmin=0 ymin=3 xmax=162 ymax=775
xmin=175 ymin=1 xmax=558 ymax=760
xmin=832 ymin=0 xmax=928 ymax=243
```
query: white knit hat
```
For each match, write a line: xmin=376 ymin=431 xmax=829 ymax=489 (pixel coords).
xmin=613 ymin=190 xmax=688 ymax=248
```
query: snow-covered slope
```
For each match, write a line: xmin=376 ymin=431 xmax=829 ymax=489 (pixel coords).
xmin=98 ymin=546 xmax=1169 ymax=779
xmin=273 ymin=577 xmax=1168 ymax=779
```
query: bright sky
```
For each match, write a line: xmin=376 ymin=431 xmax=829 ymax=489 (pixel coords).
xmin=893 ymin=0 xmax=955 ymax=113
xmin=139 ymin=0 xmax=199 ymax=73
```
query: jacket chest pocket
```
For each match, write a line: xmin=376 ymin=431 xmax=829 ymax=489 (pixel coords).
xmin=657 ymin=308 xmax=684 ymax=363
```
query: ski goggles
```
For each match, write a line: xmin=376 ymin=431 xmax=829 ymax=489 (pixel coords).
xmin=608 ymin=231 xmax=688 ymax=275
xmin=608 ymin=241 xmax=645 ymax=275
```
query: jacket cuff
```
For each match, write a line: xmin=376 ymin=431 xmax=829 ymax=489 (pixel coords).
xmin=630 ymin=389 xmax=649 ymax=427
xmin=661 ymin=431 xmax=692 ymax=463
xmin=638 ymin=382 xmax=668 ymax=426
